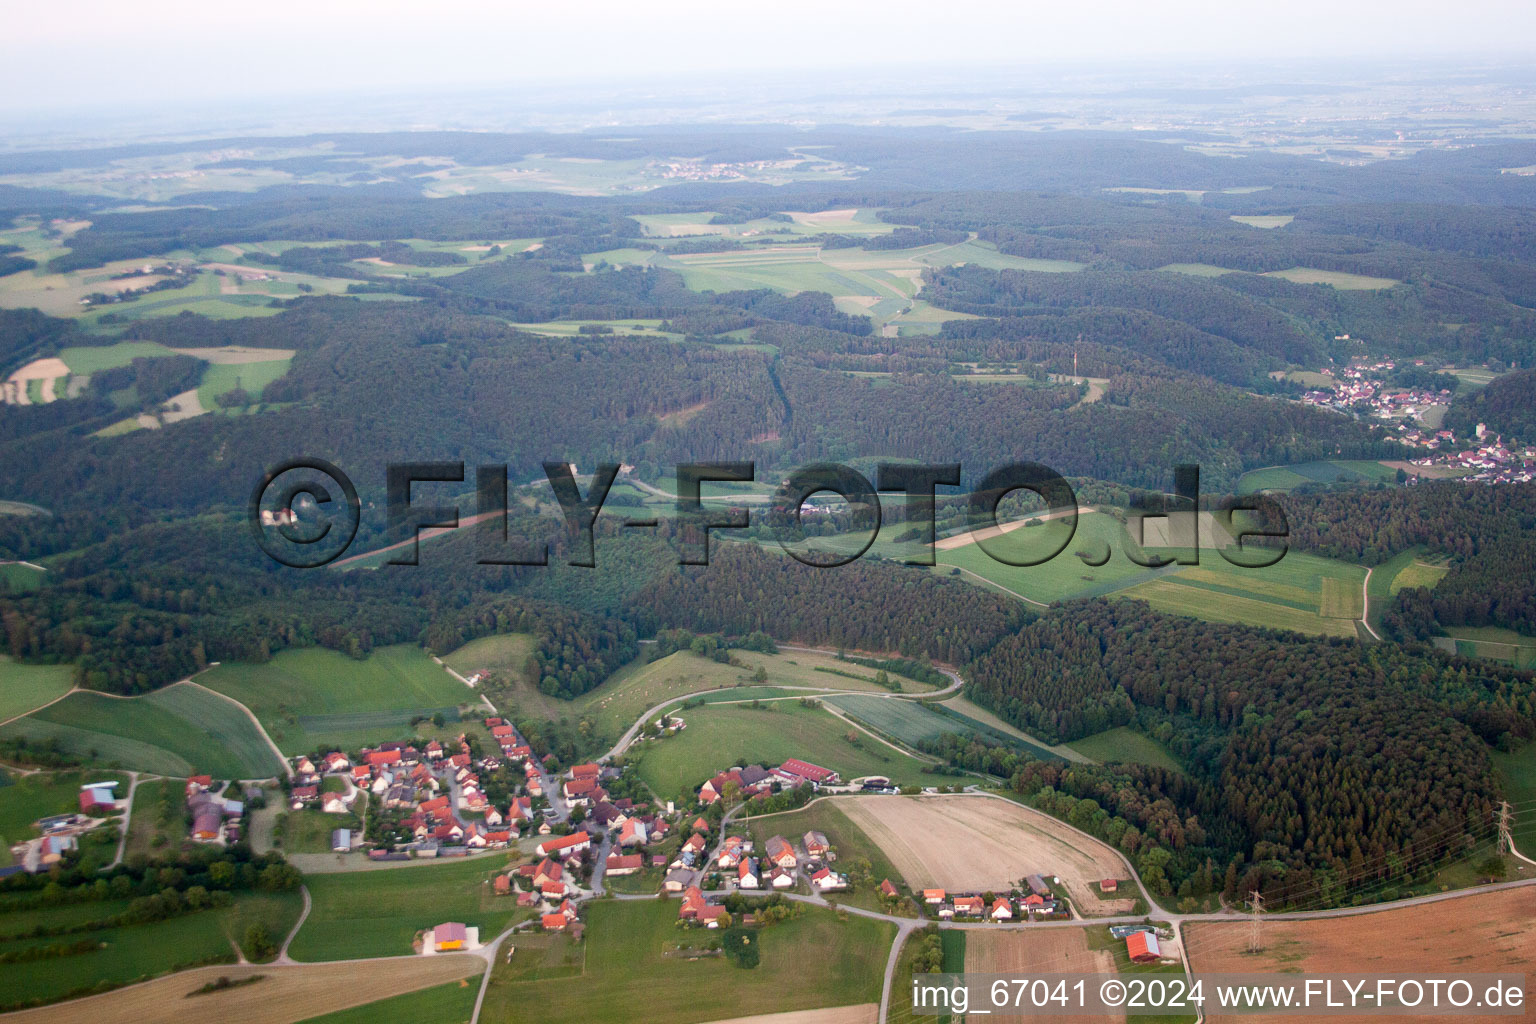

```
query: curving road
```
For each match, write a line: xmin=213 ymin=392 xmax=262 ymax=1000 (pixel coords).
xmin=599 ymin=644 xmax=964 ymax=762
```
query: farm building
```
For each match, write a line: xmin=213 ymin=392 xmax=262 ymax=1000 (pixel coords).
xmin=78 ymin=781 xmax=120 ymax=812
xmin=432 ymin=922 xmax=468 ymax=952
xmin=1026 ymin=874 xmax=1051 ymax=896
xmin=779 ymin=759 xmax=839 ymax=785
xmin=1127 ymin=932 xmax=1162 ymax=963
xmin=606 ymin=853 xmax=643 ymax=876
xmin=535 ymin=830 xmax=591 ymax=858
xmin=1101 ymin=878 xmax=1118 ymax=893
xmin=923 ymin=889 xmax=946 ymax=904
xmin=331 ymin=829 xmax=352 ymax=852
xmin=803 ymin=830 xmax=830 ymax=857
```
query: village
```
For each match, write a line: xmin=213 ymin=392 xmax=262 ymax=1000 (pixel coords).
xmin=1295 ymin=359 xmax=1536 ymax=482
xmin=4 ymin=714 xmax=1180 ymax=977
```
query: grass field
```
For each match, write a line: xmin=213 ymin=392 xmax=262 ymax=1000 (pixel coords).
xmin=0 ymin=562 xmax=46 ymax=594
xmin=1067 ymin=727 xmax=1184 ymax=772
xmin=823 ymin=693 xmax=1062 ymax=763
xmin=1120 ymin=551 xmax=1368 ymax=638
xmin=200 ymin=645 xmax=473 ymax=755
xmin=886 ymin=927 xmax=962 ymax=1024
xmin=741 ymin=798 xmax=912 ymax=913
xmin=0 ymin=683 xmax=282 ymax=778
xmin=478 ymin=898 xmax=893 ymax=1024
xmin=1084 ymin=924 xmax=1197 ymax=1024
xmin=124 ymin=777 xmax=189 ymax=859
xmin=0 ymin=655 xmax=73 ymax=722
xmin=196 ymin=355 xmax=294 ymax=410
xmin=57 ymin=341 xmax=180 ymax=374
xmin=287 ymin=854 xmax=520 ymax=961
xmin=938 ymin=694 xmax=1090 ymax=761
xmin=297 ymin=978 xmax=481 ymax=1024
xmin=1437 ymin=626 xmax=1536 ymax=669
xmin=0 ymin=769 xmax=129 ymax=850
xmin=650 ymin=239 xmax=1081 ymax=331
xmin=275 ymin=806 xmax=364 ymax=854
xmin=934 ymin=511 xmax=1169 ymax=605
xmin=0 ymin=889 xmax=302 ymax=1009
xmin=1238 ymin=459 xmax=1402 ymax=493
xmin=629 ymin=702 xmax=934 ymax=801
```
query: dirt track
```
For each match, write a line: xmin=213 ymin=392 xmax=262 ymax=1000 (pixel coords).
xmin=839 ymin=795 xmax=1134 ymax=915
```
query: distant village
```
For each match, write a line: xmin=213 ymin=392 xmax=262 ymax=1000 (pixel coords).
xmin=1297 ymin=360 xmax=1535 ymax=483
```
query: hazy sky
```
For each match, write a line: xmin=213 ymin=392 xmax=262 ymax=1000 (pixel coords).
xmin=5 ymin=0 xmax=1536 ymax=116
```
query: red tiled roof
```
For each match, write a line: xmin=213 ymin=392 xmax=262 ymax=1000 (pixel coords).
xmin=537 ymin=831 xmax=591 ymax=855
xmin=779 ymin=758 xmax=837 ymax=784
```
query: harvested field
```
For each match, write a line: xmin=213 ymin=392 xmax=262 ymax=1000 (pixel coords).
xmin=1186 ymin=887 xmax=1536 ymax=1024
xmin=933 ymin=505 xmax=1087 ymax=551
xmin=159 ymin=387 xmax=206 ymax=423
xmin=838 ymin=795 xmax=1134 ymax=915
xmin=0 ymin=956 xmax=483 ymax=1024
xmin=173 ymin=345 xmax=297 ymax=364
xmin=700 ymin=1007 xmax=877 ymax=1024
xmin=967 ymin=930 xmax=1122 ymax=1024
xmin=3 ymin=357 xmax=69 ymax=406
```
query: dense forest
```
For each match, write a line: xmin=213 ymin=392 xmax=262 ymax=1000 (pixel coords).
xmin=1445 ymin=368 xmax=1536 ymax=445
xmin=957 ymin=599 xmax=1535 ymax=904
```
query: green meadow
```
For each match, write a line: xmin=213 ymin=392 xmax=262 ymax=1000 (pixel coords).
xmin=823 ymin=693 xmax=1062 ymax=762
xmin=1120 ymin=550 xmax=1368 ymax=638
xmin=298 ymin=979 xmax=481 ymax=1024
xmin=200 ymin=645 xmax=474 ymax=755
xmin=0 ymin=655 xmax=73 ymax=722
xmin=0 ymin=889 xmax=302 ymax=1009
xmin=0 ymin=562 xmax=47 ymax=594
xmin=478 ymin=898 xmax=893 ymax=1024
xmin=933 ymin=511 xmax=1168 ymax=605
xmin=0 ymin=683 xmax=283 ymax=778
xmin=1067 ymin=727 xmax=1184 ymax=772
xmin=1437 ymin=626 xmax=1536 ymax=670
xmin=1239 ymin=460 xmax=1403 ymax=493
xmin=287 ymin=854 xmax=520 ymax=961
